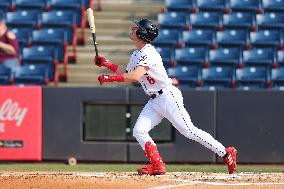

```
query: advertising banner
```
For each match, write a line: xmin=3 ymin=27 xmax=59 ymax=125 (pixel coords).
xmin=0 ymin=86 xmax=42 ymax=160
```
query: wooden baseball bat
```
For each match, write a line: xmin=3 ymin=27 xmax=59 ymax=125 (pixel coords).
xmin=86 ymin=8 xmax=100 ymax=61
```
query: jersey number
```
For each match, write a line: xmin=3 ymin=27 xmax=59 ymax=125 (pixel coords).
xmin=146 ymin=76 xmax=156 ymax=84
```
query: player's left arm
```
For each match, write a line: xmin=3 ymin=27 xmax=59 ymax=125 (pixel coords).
xmin=98 ymin=66 xmax=148 ymax=85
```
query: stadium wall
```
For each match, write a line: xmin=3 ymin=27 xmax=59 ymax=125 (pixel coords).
xmin=42 ymin=87 xmax=284 ymax=163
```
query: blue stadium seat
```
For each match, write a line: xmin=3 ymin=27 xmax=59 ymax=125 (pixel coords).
xmin=222 ymin=12 xmax=256 ymax=30
xmin=175 ymin=47 xmax=208 ymax=67
xmin=6 ymin=10 xmax=40 ymax=29
xmin=256 ymin=12 xmax=284 ymax=30
xmin=209 ymin=47 xmax=241 ymax=67
xmin=14 ymin=0 xmax=47 ymax=10
xmin=165 ymin=0 xmax=196 ymax=13
xmin=152 ymin=29 xmax=182 ymax=48
xmin=167 ymin=65 xmax=200 ymax=88
xmin=0 ymin=0 xmax=13 ymax=11
xmin=155 ymin=47 xmax=175 ymax=68
xmin=262 ymin=0 xmax=284 ymax=12
xmin=13 ymin=64 xmax=49 ymax=86
xmin=47 ymin=0 xmax=86 ymax=44
xmin=40 ymin=10 xmax=76 ymax=46
xmin=0 ymin=10 xmax=5 ymax=18
xmin=9 ymin=27 xmax=31 ymax=47
xmin=250 ymin=29 xmax=283 ymax=49
xmin=243 ymin=48 xmax=276 ymax=67
xmin=271 ymin=67 xmax=284 ymax=88
xmin=31 ymin=28 xmax=68 ymax=78
xmin=158 ymin=12 xmax=189 ymax=31
xmin=201 ymin=66 xmax=234 ymax=89
xmin=190 ymin=11 xmax=222 ymax=30
xmin=228 ymin=0 xmax=262 ymax=13
xmin=277 ymin=50 xmax=284 ymax=66
xmin=0 ymin=65 xmax=12 ymax=85
xmin=196 ymin=0 xmax=228 ymax=12
xmin=182 ymin=29 xmax=216 ymax=48
xmin=236 ymin=66 xmax=268 ymax=89
xmin=22 ymin=46 xmax=58 ymax=81
xmin=216 ymin=29 xmax=250 ymax=49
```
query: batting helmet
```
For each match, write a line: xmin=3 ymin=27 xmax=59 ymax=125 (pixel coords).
xmin=133 ymin=18 xmax=158 ymax=43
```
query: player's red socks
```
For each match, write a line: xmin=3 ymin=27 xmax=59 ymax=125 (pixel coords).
xmin=137 ymin=141 xmax=166 ymax=175
xmin=223 ymin=147 xmax=237 ymax=174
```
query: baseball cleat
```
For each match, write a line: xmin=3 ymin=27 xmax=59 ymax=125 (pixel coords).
xmin=224 ymin=147 xmax=237 ymax=174
xmin=137 ymin=163 xmax=166 ymax=175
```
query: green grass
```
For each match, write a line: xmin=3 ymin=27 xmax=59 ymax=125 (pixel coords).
xmin=0 ymin=163 xmax=283 ymax=173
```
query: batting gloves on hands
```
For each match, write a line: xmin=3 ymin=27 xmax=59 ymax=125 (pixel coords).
xmin=94 ymin=56 xmax=118 ymax=72
xmin=98 ymin=74 xmax=125 ymax=85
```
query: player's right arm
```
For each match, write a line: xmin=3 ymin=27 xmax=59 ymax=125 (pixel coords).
xmin=94 ymin=56 xmax=126 ymax=74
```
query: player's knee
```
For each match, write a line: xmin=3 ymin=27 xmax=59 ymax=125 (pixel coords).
xmin=133 ymin=127 xmax=145 ymax=139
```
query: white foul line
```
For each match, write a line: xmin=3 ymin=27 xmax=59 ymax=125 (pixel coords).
xmin=149 ymin=179 xmax=284 ymax=189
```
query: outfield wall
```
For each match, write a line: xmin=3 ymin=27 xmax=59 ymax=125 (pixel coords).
xmin=42 ymin=87 xmax=284 ymax=164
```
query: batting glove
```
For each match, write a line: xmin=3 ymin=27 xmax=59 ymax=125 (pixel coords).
xmin=98 ymin=74 xmax=125 ymax=85
xmin=94 ymin=56 xmax=118 ymax=72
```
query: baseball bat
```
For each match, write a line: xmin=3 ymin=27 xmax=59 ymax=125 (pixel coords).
xmin=86 ymin=8 xmax=100 ymax=64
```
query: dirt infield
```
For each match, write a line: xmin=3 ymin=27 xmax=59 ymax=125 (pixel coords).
xmin=0 ymin=171 xmax=284 ymax=189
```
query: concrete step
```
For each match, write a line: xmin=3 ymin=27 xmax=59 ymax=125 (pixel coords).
xmin=76 ymin=52 xmax=130 ymax=65
xmin=74 ymin=44 xmax=135 ymax=53
xmin=94 ymin=11 xmax=158 ymax=20
xmin=100 ymin=1 xmax=163 ymax=13
xmin=85 ymin=35 xmax=133 ymax=46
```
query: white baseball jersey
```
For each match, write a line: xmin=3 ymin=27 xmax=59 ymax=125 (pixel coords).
xmin=130 ymin=44 xmax=227 ymax=158
xmin=126 ymin=44 xmax=173 ymax=96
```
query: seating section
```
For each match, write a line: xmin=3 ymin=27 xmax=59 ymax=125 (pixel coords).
xmin=0 ymin=0 xmax=93 ymax=86
xmin=0 ymin=65 xmax=12 ymax=85
xmin=158 ymin=0 xmax=284 ymax=90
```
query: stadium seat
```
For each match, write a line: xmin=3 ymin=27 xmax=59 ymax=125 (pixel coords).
xmin=158 ymin=12 xmax=189 ymax=31
xmin=222 ymin=12 xmax=256 ymax=31
xmin=216 ymin=29 xmax=250 ymax=49
xmin=0 ymin=65 xmax=12 ymax=85
xmin=22 ymin=46 xmax=59 ymax=84
xmin=209 ymin=47 xmax=241 ymax=67
xmin=175 ymin=47 xmax=208 ymax=67
xmin=201 ymin=66 xmax=234 ymax=89
xmin=10 ymin=27 xmax=31 ymax=47
xmin=31 ymin=28 xmax=68 ymax=79
xmin=271 ymin=67 xmax=284 ymax=88
xmin=155 ymin=47 xmax=175 ymax=68
xmin=190 ymin=11 xmax=222 ymax=30
xmin=0 ymin=10 xmax=5 ymax=20
xmin=182 ymin=29 xmax=216 ymax=48
xmin=14 ymin=0 xmax=47 ymax=11
xmin=47 ymin=0 xmax=87 ymax=44
xmin=6 ymin=10 xmax=40 ymax=29
xmin=228 ymin=0 xmax=262 ymax=13
xmin=242 ymin=48 xmax=276 ymax=67
xmin=167 ymin=66 xmax=200 ymax=88
xmin=262 ymin=0 xmax=284 ymax=12
xmin=256 ymin=12 xmax=284 ymax=30
xmin=13 ymin=64 xmax=49 ymax=86
xmin=0 ymin=0 xmax=14 ymax=11
xmin=250 ymin=29 xmax=283 ymax=49
xmin=165 ymin=0 xmax=196 ymax=13
xmin=196 ymin=0 xmax=228 ymax=12
xmin=236 ymin=66 xmax=268 ymax=89
xmin=152 ymin=29 xmax=182 ymax=48
xmin=40 ymin=10 xmax=77 ymax=62
xmin=277 ymin=50 xmax=284 ymax=66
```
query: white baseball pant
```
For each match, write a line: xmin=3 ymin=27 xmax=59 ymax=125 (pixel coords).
xmin=133 ymin=85 xmax=227 ymax=157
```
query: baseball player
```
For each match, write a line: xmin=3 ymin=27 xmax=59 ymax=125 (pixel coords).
xmin=94 ymin=18 xmax=237 ymax=175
